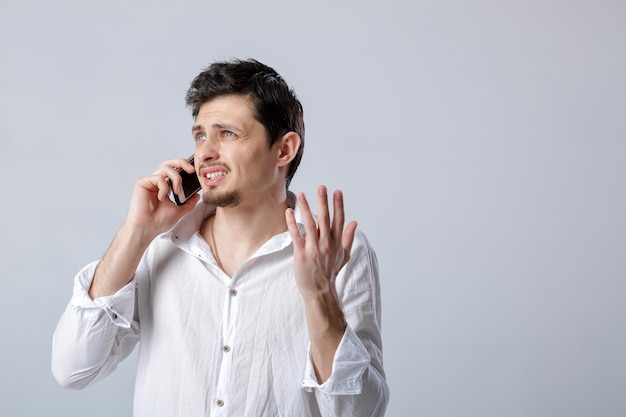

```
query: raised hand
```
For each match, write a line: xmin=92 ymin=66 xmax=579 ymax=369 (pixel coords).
xmin=125 ymin=158 xmax=200 ymax=240
xmin=285 ymin=185 xmax=358 ymax=382
xmin=286 ymin=185 xmax=358 ymax=299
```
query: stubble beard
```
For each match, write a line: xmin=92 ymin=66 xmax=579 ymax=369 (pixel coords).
xmin=202 ymin=188 xmax=241 ymax=207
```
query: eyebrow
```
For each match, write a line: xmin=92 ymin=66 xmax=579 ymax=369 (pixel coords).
xmin=191 ymin=122 xmax=242 ymax=134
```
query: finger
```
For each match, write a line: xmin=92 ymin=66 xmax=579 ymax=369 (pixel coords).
xmin=181 ymin=159 xmax=196 ymax=174
xmin=135 ymin=177 xmax=169 ymax=208
xmin=155 ymin=166 xmax=183 ymax=193
xmin=297 ymin=192 xmax=318 ymax=243
xmin=171 ymin=193 xmax=201 ymax=217
xmin=331 ymin=190 xmax=346 ymax=239
xmin=285 ymin=208 xmax=305 ymax=250
xmin=141 ymin=172 xmax=175 ymax=202
xmin=136 ymin=174 xmax=168 ymax=201
xmin=316 ymin=185 xmax=331 ymax=240
xmin=158 ymin=158 xmax=195 ymax=173
xmin=340 ymin=221 xmax=358 ymax=270
xmin=156 ymin=159 xmax=196 ymax=194
xmin=154 ymin=175 xmax=173 ymax=201
xmin=342 ymin=221 xmax=358 ymax=255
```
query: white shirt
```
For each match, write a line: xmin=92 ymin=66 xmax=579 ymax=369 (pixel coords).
xmin=52 ymin=198 xmax=388 ymax=417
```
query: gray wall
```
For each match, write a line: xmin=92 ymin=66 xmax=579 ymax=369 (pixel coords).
xmin=2 ymin=1 xmax=625 ymax=416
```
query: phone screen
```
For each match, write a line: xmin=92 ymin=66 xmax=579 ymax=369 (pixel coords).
xmin=172 ymin=156 xmax=201 ymax=205
xmin=180 ymin=167 xmax=201 ymax=196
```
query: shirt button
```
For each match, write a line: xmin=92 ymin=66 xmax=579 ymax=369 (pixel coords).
xmin=229 ymin=289 xmax=238 ymax=296
xmin=112 ymin=313 xmax=118 ymax=320
xmin=223 ymin=345 xmax=231 ymax=353
xmin=216 ymin=400 xmax=224 ymax=407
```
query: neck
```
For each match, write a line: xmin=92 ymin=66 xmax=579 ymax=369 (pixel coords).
xmin=200 ymin=189 xmax=292 ymax=276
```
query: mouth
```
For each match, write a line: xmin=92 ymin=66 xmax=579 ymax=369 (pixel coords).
xmin=200 ymin=166 xmax=229 ymax=185
xmin=205 ymin=171 xmax=227 ymax=180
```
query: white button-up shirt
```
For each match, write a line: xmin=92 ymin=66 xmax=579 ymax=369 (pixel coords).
xmin=52 ymin=198 xmax=388 ymax=416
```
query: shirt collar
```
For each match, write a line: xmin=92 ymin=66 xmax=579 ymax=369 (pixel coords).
xmin=168 ymin=191 xmax=301 ymax=247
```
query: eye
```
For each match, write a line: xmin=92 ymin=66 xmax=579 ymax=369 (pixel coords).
xmin=222 ymin=130 xmax=236 ymax=138
xmin=194 ymin=132 xmax=206 ymax=141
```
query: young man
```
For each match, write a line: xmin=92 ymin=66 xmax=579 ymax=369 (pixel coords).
xmin=52 ymin=59 xmax=388 ymax=416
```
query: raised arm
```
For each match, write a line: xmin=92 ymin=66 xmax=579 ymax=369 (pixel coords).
xmin=52 ymin=158 xmax=201 ymax=389
xmin=89 ymin=158 xmax=200 ymax=298
xmin=286 ymin=185 xmax=357 ymax=382
xmin=286 ymin=186 xmax=388 ymax=416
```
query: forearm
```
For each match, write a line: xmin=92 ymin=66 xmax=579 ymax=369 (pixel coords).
xmin=52 ymin=302 xmax=125 ymax=388
xmin=303 ymin=290 xmax=347 ymax=383
xmin=52 ymin=262 xmax=139 ymax=389
xmin=89 ymin=222 xmax=153 ymax=299
xmin=303 ymin=325 xmax=389 ymax=417
xmin=303 ymin=229 xmax=389 ymax=415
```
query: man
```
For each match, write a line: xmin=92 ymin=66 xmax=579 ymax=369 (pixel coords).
xmin=52 ymin=58 xmax=388 ymax=416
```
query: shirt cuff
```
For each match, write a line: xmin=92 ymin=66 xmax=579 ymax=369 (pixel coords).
xmin=69 ymin=260 xmax=136 ymax=328
xmin=302 ymin=324 xmax=371 ymax=395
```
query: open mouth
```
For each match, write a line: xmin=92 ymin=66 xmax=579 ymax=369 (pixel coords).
xmin=201 ymin=167 xmax=229 ymax=185
xmin=206 ymin=171 xmax=227 ymax=180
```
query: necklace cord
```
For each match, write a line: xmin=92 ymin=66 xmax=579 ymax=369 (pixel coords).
xmin=210 ymin=216 xmax=224 ymax=271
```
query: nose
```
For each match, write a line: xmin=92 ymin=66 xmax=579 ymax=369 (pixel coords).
xmin=195 ymin=135 xmax=220 ymax=163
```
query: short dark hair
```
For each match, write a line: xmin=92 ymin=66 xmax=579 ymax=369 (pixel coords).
xmin=185 ymin=59 xmax=305 ymax=188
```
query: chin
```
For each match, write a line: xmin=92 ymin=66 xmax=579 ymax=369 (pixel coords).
xmin=203 ymin=190 xmax=241 ymax=207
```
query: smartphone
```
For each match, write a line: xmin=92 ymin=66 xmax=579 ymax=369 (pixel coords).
xmin=171 ymin=155 xmax=202 ymax=205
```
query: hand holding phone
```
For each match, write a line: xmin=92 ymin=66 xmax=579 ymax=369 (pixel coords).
xmin=171 ymin=155 xmax=202 ymax=205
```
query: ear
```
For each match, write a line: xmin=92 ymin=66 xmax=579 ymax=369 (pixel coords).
xmin=275 ymin=131 xmax=301 ymax=167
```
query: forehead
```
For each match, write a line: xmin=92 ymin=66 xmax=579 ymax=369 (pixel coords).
xmin=195 ymin=94 xmax=257 ymax=125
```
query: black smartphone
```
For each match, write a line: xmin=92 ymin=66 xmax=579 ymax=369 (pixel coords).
xmin=171 ymin=155 xmax=202 ymax=205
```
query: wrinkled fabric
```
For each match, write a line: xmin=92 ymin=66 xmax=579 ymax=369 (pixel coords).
xmin=52 ymin=197 xmax=388 ymax=417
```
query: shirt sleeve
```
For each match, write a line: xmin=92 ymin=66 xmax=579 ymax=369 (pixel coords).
xmin=51 ymin=261 xmax=140 ymax=390
xmin=302 ymin=324 xmax=372 ymax=394
xmin=300 ymin=230 xmax=390 ymax=417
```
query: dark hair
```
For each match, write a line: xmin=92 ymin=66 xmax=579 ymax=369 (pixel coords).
xmin=185 ymin=59 xmax=305 ymax=188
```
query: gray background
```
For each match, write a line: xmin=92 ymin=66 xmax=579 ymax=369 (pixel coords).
xmin=1 ymin=0 xmax=625 ymax=416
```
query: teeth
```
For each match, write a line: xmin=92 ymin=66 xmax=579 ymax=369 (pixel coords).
xmin=206 ymin=171 xmax=227 ymax=180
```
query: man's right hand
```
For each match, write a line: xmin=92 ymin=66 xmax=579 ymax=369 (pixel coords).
xmin=88 ymin=159 xmax=201 ymax=299
xmin=125 ymin=158 xmax=201 ymax=241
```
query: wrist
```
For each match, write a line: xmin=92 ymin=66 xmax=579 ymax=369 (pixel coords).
xmin=303 ymin=291 xmax=347 ymax=384
xmin=119 ymin=219 xmax=159 ymax=248
xmin=303 ymin=291 xmax=347 ymax=332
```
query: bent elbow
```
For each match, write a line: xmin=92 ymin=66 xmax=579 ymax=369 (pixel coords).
xmin=51 ymin=367 xmax=90 ymax=390
xmin=51 ymin=357 xmax=97 ymax=390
